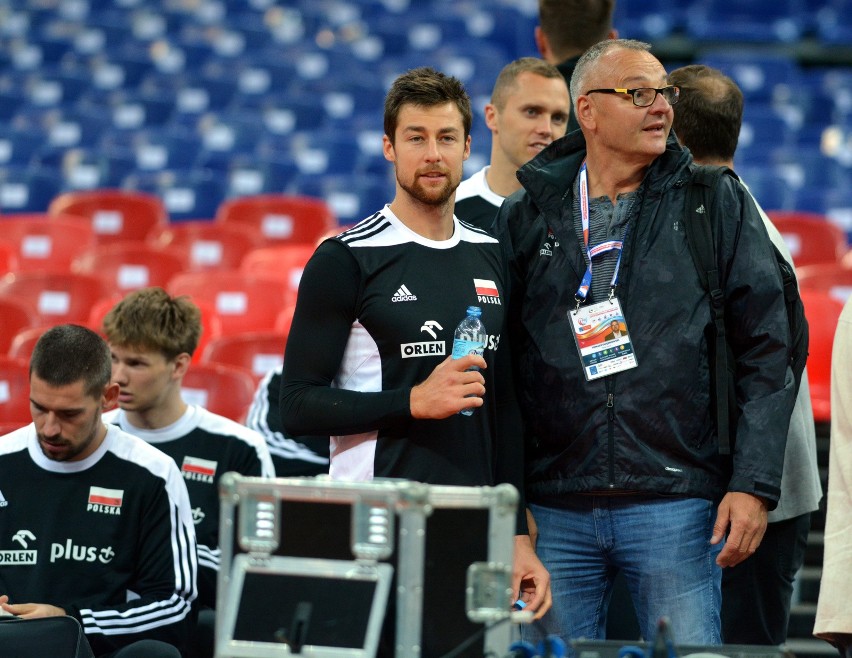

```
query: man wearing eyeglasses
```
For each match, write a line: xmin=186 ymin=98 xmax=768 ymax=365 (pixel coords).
xmin=495 ymin=40 xmax=794 ymax=650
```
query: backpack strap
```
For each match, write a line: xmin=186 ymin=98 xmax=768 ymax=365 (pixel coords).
xmin=683 ymin=164 xmax=736 ymax=455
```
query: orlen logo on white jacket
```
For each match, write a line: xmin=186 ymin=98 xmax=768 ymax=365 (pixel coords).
xmin=50 ymin=539 xmax=115 ymax=564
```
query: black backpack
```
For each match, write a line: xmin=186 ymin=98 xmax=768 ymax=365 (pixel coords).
xmin=683 ymin=164 xmax=809 ymax=455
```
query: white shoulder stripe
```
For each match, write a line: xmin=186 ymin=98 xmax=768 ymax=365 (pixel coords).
xmin=457 ymin=219 xmax=499 ymax=243
xmin=339 ymin=212 xmax=395 ymax=246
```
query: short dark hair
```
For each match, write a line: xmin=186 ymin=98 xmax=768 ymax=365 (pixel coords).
xmin=102 ymin=287 xmax=201 ymax=360
xmin=491 ymin=57 xmax=565 ymax=109
xmin=668 ymin=64 xmax=743 ymax=162
xmin=383 ymin=67 xmax=472 ymax=145
xmin=30 ymin=324 xmax=112 ymax=398
xmin=538 ymin=0 xmax=615 ymax=61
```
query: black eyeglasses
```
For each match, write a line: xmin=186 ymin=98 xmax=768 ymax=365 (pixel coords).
xmin=585 ymin=86 xmax=680 ymax=107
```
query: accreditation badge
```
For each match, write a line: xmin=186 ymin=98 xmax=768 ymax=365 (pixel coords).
xmin=570 ymin=296 xmax=638 ymax=381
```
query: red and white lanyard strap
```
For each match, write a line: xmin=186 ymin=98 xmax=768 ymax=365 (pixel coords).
xmin=574 ymin=161 xmax=630 ymax=310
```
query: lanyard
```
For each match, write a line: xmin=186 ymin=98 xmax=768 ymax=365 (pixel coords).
xmin=574 ymin=162 xmax=630 ymax=307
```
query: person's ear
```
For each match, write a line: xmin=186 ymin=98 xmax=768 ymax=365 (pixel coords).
xmin=576 ymin=95 xmax=594 ymax=130
xmin=102 ymin=382 xmax=120 ymax=412
xmin=484 ymin=103 xmax=498 ymax=132
xmin=383 ymin=134 xmax=395 ymax=162
xmin=173 ymin=353 xmax=192 ymax=380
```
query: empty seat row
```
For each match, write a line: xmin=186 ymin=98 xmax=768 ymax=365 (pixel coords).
xmin=0 ymin=244 xmax=310 ymax=329
xmin=0 ymin=189 xmax=338 ymax=248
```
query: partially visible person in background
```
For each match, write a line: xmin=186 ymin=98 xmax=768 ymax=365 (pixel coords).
xmin=669 ymin=63 xmax=823 ymax=646
xmin=814 ymin=294 xmax=852 ymax=658
xmin=245 ymin=363 xmax=330 ymax=476
xmin=535 ymin=0 xmax=618 ymax=132
xmin=101 ymin=287 xmax=274 ymax=658
xmin=0 ymin=324 xmax=197 ymax=658
xmin=455 ymin=57 xmax=570 ymax=230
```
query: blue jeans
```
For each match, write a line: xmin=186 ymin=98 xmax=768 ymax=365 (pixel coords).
xmin=525 ymin=495 xmax=723 ymax=651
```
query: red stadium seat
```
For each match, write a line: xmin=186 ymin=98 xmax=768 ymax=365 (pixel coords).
xmin=0 ymin=271 xmax=108 ymax=325
xmin=274 ymin=303 xmax=297 ymax=338
xmin=0 ymin=214 xmax=96 ymax=273
xmin=215 ymin=194 xmax=337 ymax=246
xmin=796 ymin=262 xmax=852 ymax=304
xmin=0 ymin=356 xmax=31 ymax=426
xmin=800 ymin=287 xmax=846 ymax=423
xmin=766 ymin=211 xmax=849 ymax=267
xmin=200 ymin=331 xmax=286 ymax=382
xmin=0 ymin=242 xmax=19 ymax=275
xmin=181 ymin=361 xmax=257 ymax=422
xmin=72 ymin=242 xmax=186 ymax=294
xmin=167 ymin=270 xmax=289 ymax=336
xmin=7 ymin=325 xmax=49 ymax=362
xmin=84 ymin=294 xmax=125 ymax=335
xmin=239 ymin=243 xmax=316 ymax=304
xmin=0 ymin=421 xmax=29 ymax=435
xmin=0 ymin=297 xmax=38 ymax=355
xmin=48 ymin=189 xmax=168 ymax=245
xmin=147 ymin=220 xmax=263 ymax=272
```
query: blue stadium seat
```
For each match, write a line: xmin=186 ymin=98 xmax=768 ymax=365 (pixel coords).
xmin=774 ymin=147 xmax=850 ymax=193
xmin=32 ymin=24 xmax=77 ymax=64
xmin=288 ymin=132 xmax=361 ymax=178
xmin=697 ymin=52 xmax=802 ymax=104
xmin=686 ymin=0 xmax=805 ymax=43
xmin=796 ymin=185 xmax=852 ymax=222
xmin=615 ymin=0 xmax=683 ymax=41
xmin=737 ymin=104 xmax=799 ymax=154
xmin=195 ymin=112 xmax=266 ymax=172
xmin=0 ymin=89 xmax=26 ymax=121
xmin=109 ymin=41 xmax=157 ymax=87
xmin=0 ymin=126 xmax=42 ymax=167
xmin=34 ymin=146 xmax=135 ymax=191
xmin=98 ymin=126 xmax=201 ymax=173
xmin=86 ymin=8 xmax=136 ymax=47
xmin=224 ymin=156 xmax=300 ymax=198
xmin=107 ymin=90 xmax=176 ymax=130
xmin=123 ymin=168 xmax=226 ymax=222
xmin=291 ymin=173 xmax=394 ymax=226
xmin=0 ymin=166 xmax=63 ymax=213
xmin=735 ymin=164 xmax=798 ymax=211
xmin=816 ymin=0 xmax=852 ymax=45
xmin=454 ymin=2 xmax=538 ymax=58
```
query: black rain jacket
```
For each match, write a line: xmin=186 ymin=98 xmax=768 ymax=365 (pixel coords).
xmin=495 ymin=130 xmax=795 ymax=509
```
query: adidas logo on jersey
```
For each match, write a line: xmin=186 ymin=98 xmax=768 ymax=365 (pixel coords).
xmin=0 ymin=490 xmax=8 ymax=508
xmin=392 ymin=284 xmax=417 ymax=302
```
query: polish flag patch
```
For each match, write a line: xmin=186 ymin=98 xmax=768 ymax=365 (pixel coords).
xmin=182 ymin=456 xmax=217 ymax=478
xmin=474 ymin=278 xmax=500 ymax=298
xmin=88 ymin=486 xmax=124 ymax=508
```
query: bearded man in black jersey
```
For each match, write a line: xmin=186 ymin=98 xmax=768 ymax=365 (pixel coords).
xmin=0 ymin=324 xmax=197 ymax=658
xmin=280 ymin=67 xmax=551 ymax=654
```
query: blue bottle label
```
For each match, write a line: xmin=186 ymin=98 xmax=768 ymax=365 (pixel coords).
xmin=452 ymin=338 xmax=484 ymax=360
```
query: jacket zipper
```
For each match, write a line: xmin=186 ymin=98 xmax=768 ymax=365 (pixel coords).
xmin=606 ymin=383 xmax=615 ymax=488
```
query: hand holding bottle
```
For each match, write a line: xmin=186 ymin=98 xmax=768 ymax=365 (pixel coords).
xmin=410 ymin=354 xmax=486 ymax=419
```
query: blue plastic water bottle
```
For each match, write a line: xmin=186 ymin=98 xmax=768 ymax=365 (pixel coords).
xmin=451 ymin=306 xmax=486 ymax=416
